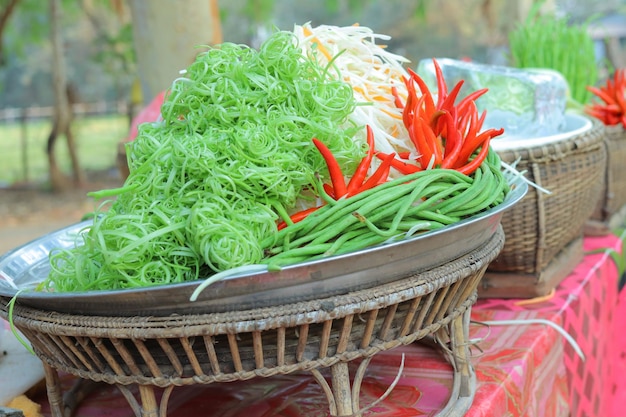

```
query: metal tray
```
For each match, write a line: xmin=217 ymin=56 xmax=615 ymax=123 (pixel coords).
xmin=0 ymin=178 xmax=527 ymax=316
xmin=491 ymin=113 xmax=592 ymax=151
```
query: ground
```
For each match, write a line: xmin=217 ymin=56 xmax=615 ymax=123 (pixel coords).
xmin=0 ymin=170 xmax=123 ymax=254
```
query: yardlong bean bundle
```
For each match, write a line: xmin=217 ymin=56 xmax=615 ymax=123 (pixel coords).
xmin=261 ymin=148 xmax=508 ymax=267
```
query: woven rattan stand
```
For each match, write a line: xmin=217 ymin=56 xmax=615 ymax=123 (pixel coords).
xmin=587 ymin=124 xmax=626 ymax=235
xmin=1 ymin=227 xmax=504 ymax=417
xmin=482 ymin=117 xmax=606 ymax=298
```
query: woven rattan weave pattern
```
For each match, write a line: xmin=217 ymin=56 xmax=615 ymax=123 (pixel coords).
xmin=483 ymin=118 xmax=606 ymax=298
xmin=1 ymin=227 xmax=505 ymax=417
xmin=590 ymin=124 xmax=626 ymax=229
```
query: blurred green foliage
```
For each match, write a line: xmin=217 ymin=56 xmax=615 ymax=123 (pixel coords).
xmin=0 ymin=114 xmax=126 ymax=184
xmin=0 ymin=0 xmax=529 ymax=109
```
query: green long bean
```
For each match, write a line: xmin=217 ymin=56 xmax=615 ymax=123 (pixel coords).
xmin=262 ymin=148 xmax=509 ymax=267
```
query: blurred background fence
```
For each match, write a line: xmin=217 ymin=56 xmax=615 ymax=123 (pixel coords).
xmin=0 ymin=102 xmax=128 ymax=186
xmin=0 ymin=101 xmax=128 ymax=122
xmin=0 ymin=0 xmax=624 ymax=189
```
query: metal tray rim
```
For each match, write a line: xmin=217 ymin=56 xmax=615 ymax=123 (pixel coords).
xmin=0 ymin=177 xmax=527 ymax=315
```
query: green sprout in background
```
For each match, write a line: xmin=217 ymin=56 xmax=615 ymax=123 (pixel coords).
xmin=508 ymin=3 xmax=598 ymax=108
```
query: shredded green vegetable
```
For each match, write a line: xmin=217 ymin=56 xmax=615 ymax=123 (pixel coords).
xmin=43 ymin=30 xmax=362 ymax=292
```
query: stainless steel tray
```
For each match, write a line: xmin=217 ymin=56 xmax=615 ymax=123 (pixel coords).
xmin=0 ymin=178 xmax=527 ymax=316
xmin=491 ymin=113 xmax=592 ymax=151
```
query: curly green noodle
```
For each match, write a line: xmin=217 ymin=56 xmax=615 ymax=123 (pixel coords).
xmin=187 ymin=195 xmax=276 ymax=272
xmin=44 ymin=30 xmax=361 ymax=292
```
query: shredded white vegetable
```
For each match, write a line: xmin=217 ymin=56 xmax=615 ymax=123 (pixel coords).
xmin=293 ymin=23 xmax=414 ymax=169
xmin=292 ymin=23 xmax=532 ymax=189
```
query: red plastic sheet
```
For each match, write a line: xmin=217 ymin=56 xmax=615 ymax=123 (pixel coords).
xmin=122 ymin=90 xmax=165 ymax=143
xmin=28 ymin=233 xmax=623 ymax=416
xmin=477 ymin=233 xmax=626 ymax=417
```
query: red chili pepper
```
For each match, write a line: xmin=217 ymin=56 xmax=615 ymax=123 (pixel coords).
xmin=467 ymin=107 xmax=480 ymax=137
xmin=404 ymin=93 xmax=432 ymax=164
xmin=587 ymin=85 xmax=617 ymax=106
xmin=418 ymin=116 xmax=442 ymax=166
xmin=323 ymin=183 xmax=335 ymax=200
xmin=346 ymin=125 xmax=375 ymax=196
xmin=585 ymin=68 xmax=626 ymax=128
xmin=587 ymin=104 xmax=620 ymax=116
xmin=456 ymin=137 xmax=493 ymax=175
xmin=279 ymin=129 xmax=400 ymax=231
xmin=613 ymin=70 xmax=626 ymax=115
xmin=455 ymin=109 xmax=473 ymax=144
xmin=277 ymin=206 xmax=321 ymax=230
xmin=402 ymin=77 xmax=418 ymax=129
xmin=356 ymin=152 xmax=396 ymax=193
xmin=594 ymin=103 xmax=623 ymax=114
xmin=438 ymin=80 xmax=464 ymax=115
xmin=476 ymin=108 xmax=487 ymax=129
xmin=432 ymin=58 xmax=448 ymax=109
xmin=457 ymin=102 xmax=479 ymax=143
xmin=395 ymin=58 xmax=505 ymax=175
xmin=587 ymin=106 xmax=622 ymax=125
xmin=430 ymin=109 xmax=448 ymax=134
xmin=312 ymin=138 xmax=347 ymax=198
xmin=440 ymin=112 xmax=462 ymax=169
xmin=459 ymin=130 xmax=503 ymax=170
xmin=456 ymin=88 xmax=488 ymax=116
xmin=314 ymin=127 xmax=397 ymax=201
xmin=406 ymin=68 xmax=436 ymax=117
xmin=376 ymin=152 xmax=421 ymax=174
xmin=457 ymin=127 xmax=503 ymax=165
xmin=391 ymin=86 xmax=404 ymax=109
xmin=409 ymin=114 xmax=434 ymax=167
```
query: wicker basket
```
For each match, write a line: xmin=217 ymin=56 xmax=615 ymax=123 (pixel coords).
xmin=480 ymin=118 xmax=606 ymax=298
xmin=1 ymin=227 xmax=505 ymax=417
xmin=586 ymin=124 xmax=626 ymax=235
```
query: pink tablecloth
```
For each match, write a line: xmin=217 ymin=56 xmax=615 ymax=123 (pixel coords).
xmin=476 ymin=232 xmax=626 ymax=417
xmin=30 ymin=233 xmax=625 ymax=416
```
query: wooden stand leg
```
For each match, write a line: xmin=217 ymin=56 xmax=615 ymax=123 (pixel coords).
xmin=42 ymin=362 xmax=67 ymax=417
xmin=311 ymin=356 xmax=383 ymax=417
xmin=451 ymin=309 xmax=474 ymax=398
xmin=138 ymin=386 xmax=158 ymax=417
xmin=39 ymin=363 xmax=172 ymax=417
xmin=330 ymin=362 xmax=353 ymax=416
xmin=116 ymin=384 xmax=173 ymax=417
xmin=436 ymin=309 xmax=477 ymax=417
xmin=63 ymin=379 xmax=101 ymax=416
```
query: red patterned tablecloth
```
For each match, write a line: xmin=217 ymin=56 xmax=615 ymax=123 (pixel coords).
xmin=476 ymin=232 xmax=626 ymax=417
xmin=28 ymin=233 xmax=624 ymax=416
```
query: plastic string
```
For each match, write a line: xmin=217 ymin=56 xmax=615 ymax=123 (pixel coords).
xmin=479 ymin=319 xmax=585 ymax=361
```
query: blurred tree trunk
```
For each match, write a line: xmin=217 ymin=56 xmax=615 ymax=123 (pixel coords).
xmin=0 ymin=0 xmax=20 ymax=66
xmin=48 ymin=0 xmax=85 ymax=191
xmin=127 ymin=0 xmax=222 ymax=105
